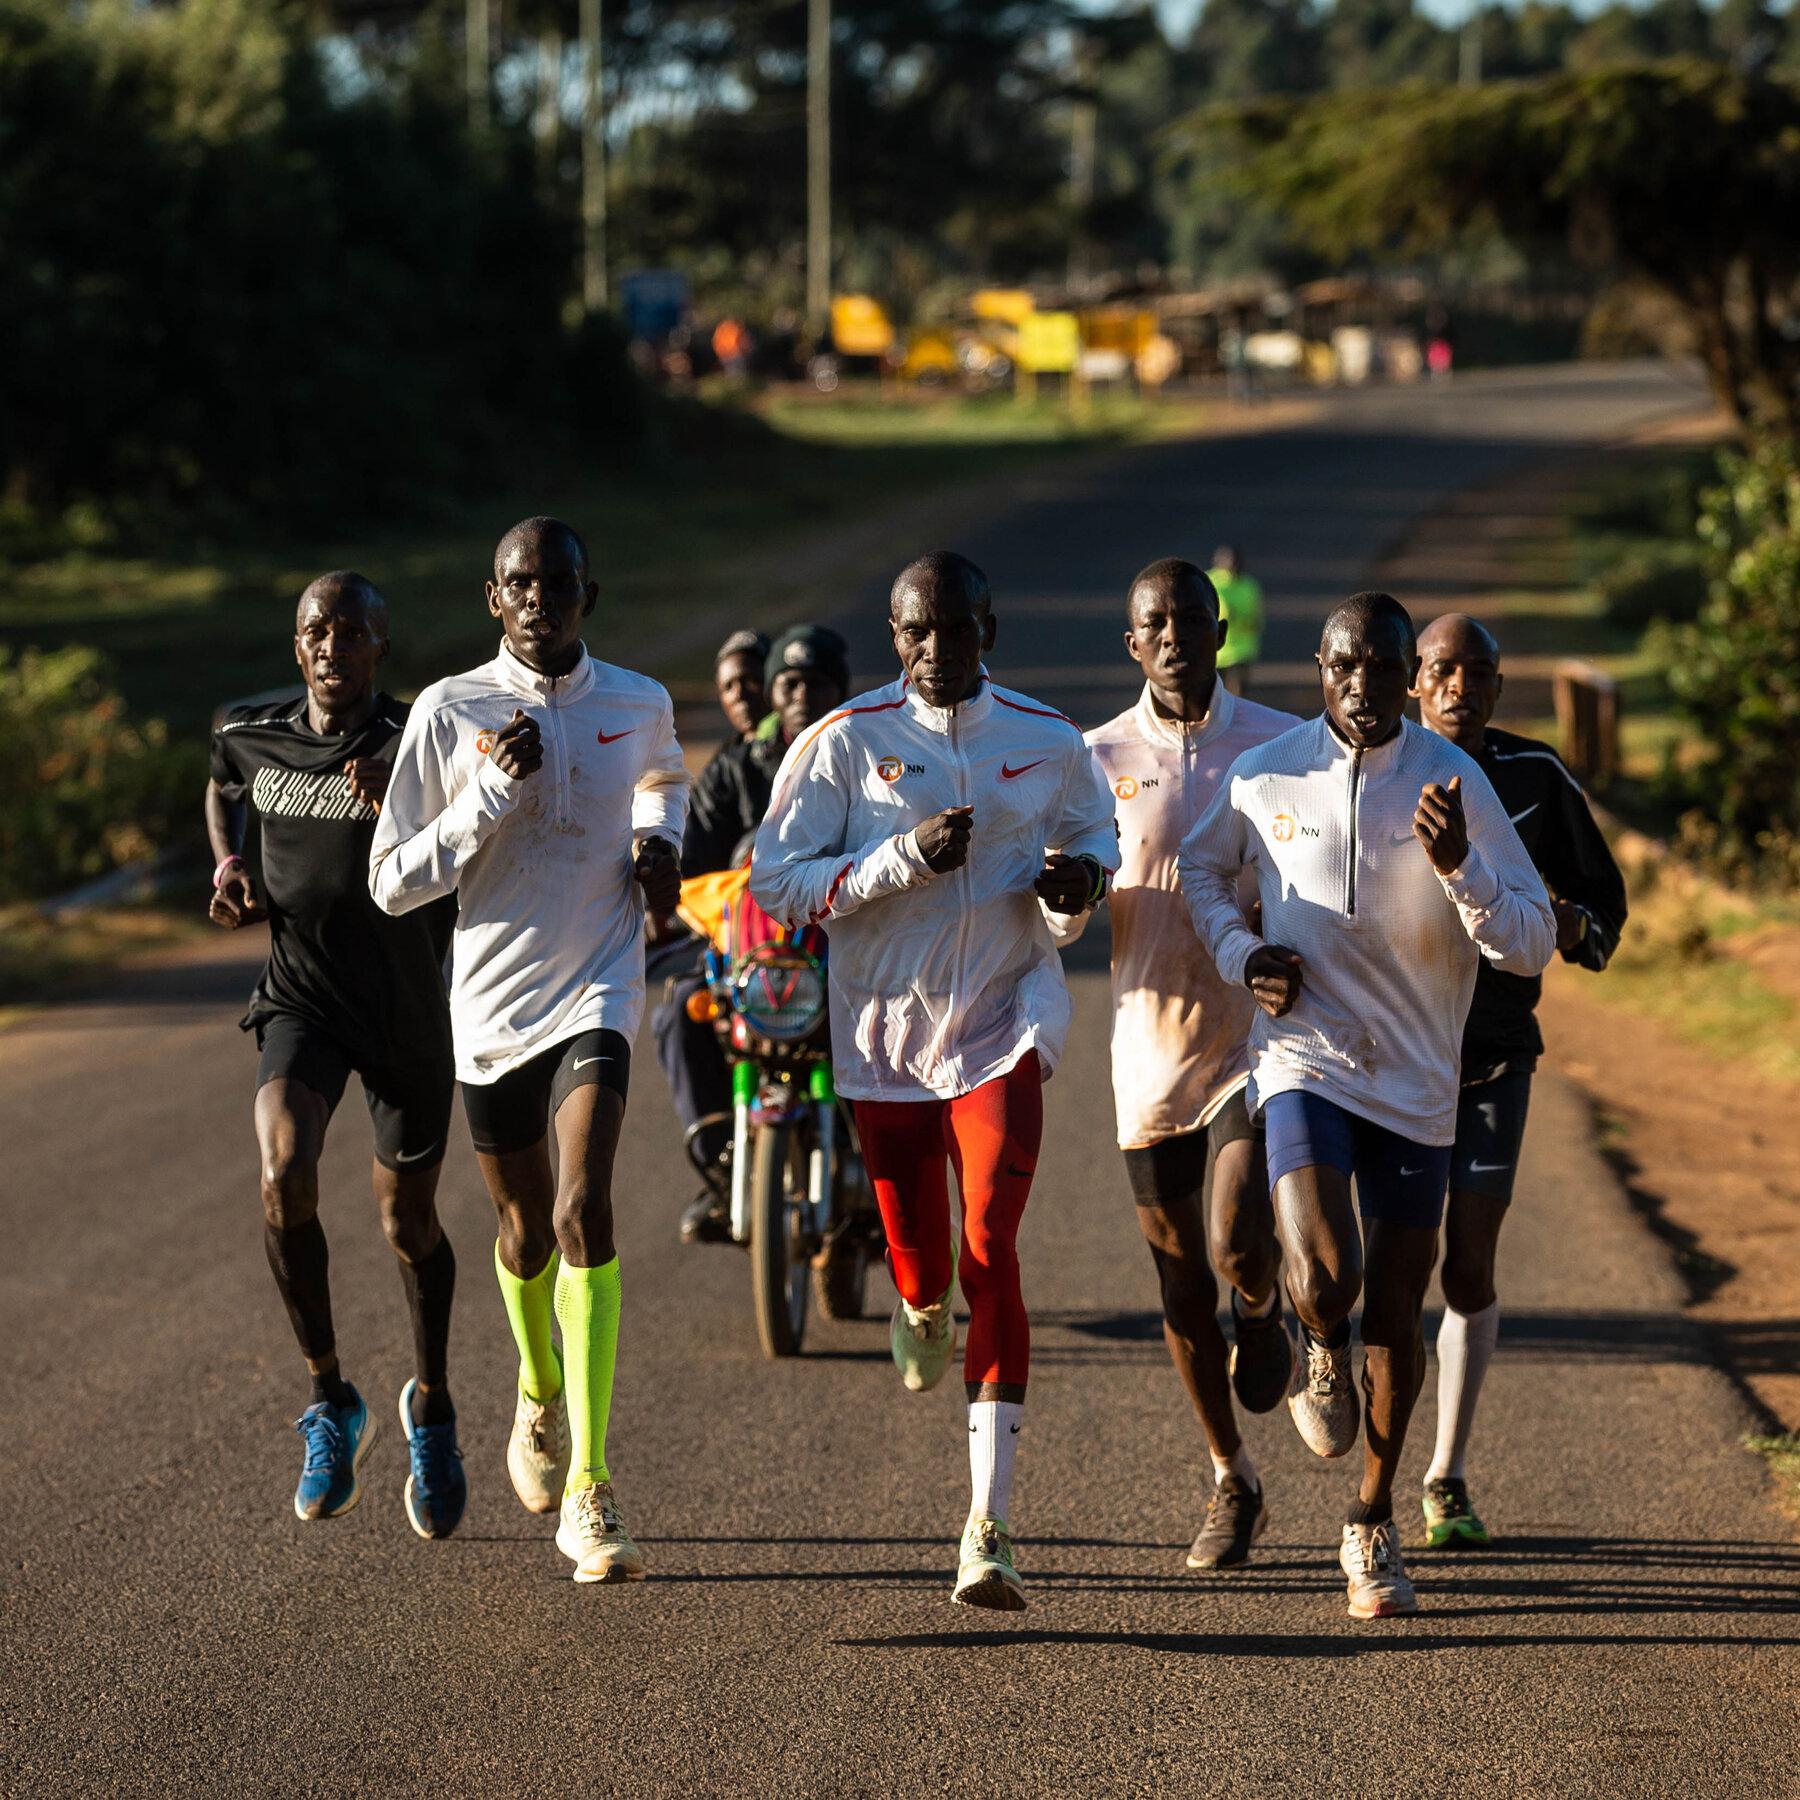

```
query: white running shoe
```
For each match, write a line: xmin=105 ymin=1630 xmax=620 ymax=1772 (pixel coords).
xmin=890 ymin=1286 xmax=957 ymax=1393
xmin=1287 ymin=1328 xmax=1360 ymax=1458
xmin=952 ymin=1516 xmax=1027 ymax=1612
xmin=1339 ymin=1518 xmax=1418 ymax=1619
xmin=507 ymin=1384 xmax=569 ymax=1515
xmin=555 ymin=1481 xmax=647 ymax=1584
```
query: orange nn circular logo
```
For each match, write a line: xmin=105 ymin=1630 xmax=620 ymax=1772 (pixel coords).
xmin=1271 ymin=812 xmax=1296 ymax=842
xmin=474 ymin=730 xmax=496 ymax=756
xmin=1114 ymin=777 xmax=1139 ymax=801
xmin=876 ymin=756 xmax=904 ymax=783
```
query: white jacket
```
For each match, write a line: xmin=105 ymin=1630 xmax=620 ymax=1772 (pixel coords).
xmin=369 ymin=641 xmax=688 ymax=1082
xmin=749 ymin=673 xmax=1120 ymax=1102
xmin=1178 ymin=715 xmax=1554 ymax=1146
xmin=1061 ymin=683 xmax=1298 ymax=1149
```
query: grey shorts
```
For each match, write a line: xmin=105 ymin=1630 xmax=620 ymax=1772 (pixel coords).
xmin=1451 ymin=1069 xmax=1534 ymax=1205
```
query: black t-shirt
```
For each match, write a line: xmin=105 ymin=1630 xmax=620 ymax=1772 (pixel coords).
xmin=682 ymin=733 xmax=786 ymax=876
xmin=1460 ymin=726 xmax=1629 ymax=1081
xmin=210 ymin=694 xmax=453 ymax=1064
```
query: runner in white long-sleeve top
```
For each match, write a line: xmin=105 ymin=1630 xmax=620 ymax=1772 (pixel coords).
xmin=1179 ymin=591 xmax=1554 ymax=1619
xmin=751 ymin=551 xmax=1119 ymax=1612
xmin=371 ymin=515 xmax=689 ymax=1585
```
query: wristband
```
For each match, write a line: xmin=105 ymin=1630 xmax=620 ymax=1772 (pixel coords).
xmin=213 ymin=855 xmax=245 ymax=890
xmin=1076 ymin=855 xmax=1107 ymax=906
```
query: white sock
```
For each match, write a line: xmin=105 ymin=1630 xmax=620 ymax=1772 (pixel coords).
xmin=1209 ymin=1443 xmax=1260 ymax=1493
xmin=1427 ymin=1301 xmax=1500 ymax=1483
xmin=968 ymin=1400 xmax=1023 ymax=1526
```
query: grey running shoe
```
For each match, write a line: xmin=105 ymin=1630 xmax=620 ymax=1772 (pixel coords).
xmin=1229 ymin=1288 xmax=1295 ymax=1414
xmin=1339 ymin=1518 xmax=1418 ymax=1619
xmin=1287 ymin=1326 xmax=1360 ymax=1458
xmin=556 ymin=1480 xmax=647 ymax=1584
xmin=1185 ymin=1474 xmax=1268 ymax=1571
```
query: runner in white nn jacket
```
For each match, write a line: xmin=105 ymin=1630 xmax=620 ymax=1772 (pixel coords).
xmin=1179 ymin=591 xmax=1553 ymax=1622
xmin=750 ymin=552 xmax=1118 ymax=1614
xmin=369 ymin=517 xmax=689 ymax=1585
xmin=1049 ymin=558 xmax=1298 ymax=1574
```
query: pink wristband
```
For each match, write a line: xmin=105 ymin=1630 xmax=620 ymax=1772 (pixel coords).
xmin=213 ymin=855 xmax=245 ymax=890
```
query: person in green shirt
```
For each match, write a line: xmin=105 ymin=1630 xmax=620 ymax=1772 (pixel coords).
xmin=1208 ymin=545 xmax=1263 ymax=696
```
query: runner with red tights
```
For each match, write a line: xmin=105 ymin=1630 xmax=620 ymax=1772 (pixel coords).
xmin=750 ymin=551 xmax=1118 ymax=1611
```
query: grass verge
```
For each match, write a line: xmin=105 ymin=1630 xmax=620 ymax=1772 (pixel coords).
xmin=0 ymin=387 xmax=1200 ymax=742
xmin=1746 ymin=1434 xmax=1800 ymax=1521
xmin=0 ymin=903 xmax=207 ymax=1021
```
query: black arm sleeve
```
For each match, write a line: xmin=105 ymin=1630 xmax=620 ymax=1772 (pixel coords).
xmin=681 ymin=755 xmax=742 ymax=878
xmin=1540 ymin=764 xmax=1629 ymax=972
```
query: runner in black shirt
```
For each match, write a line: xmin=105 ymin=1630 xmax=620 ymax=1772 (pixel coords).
xmin=207 ymin=571 xmax=463 ymax=1537
xmin=1411 ymin=613 xmax=1627 ymax=1548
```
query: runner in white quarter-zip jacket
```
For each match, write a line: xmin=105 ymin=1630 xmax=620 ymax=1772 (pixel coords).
xmin=1052 ymin=559 xmax=1298 ymax=1575
xmin=370 ymin=516 xmax=689 ymax=1586
xmin=750 ymin=551 xmax=1118 ymax=1614
xmin=1179 ymin=591 xmax=1553 ymax=1621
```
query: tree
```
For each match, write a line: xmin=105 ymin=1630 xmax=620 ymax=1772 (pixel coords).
xmin=1187 ymin=62 xmax=1800 ymax=436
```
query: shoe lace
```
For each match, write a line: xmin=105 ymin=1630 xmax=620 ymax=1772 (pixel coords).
xmin=1204 ymin=1482 xmax=1247 ymax=1533
xmin=1348 ymin=1523 xmax=1394 ymax=1578
xmin=521 ymin=1395 xmax=564 ymax=1458
xmin=298 ymin=1408 xmax=344 ymax=1475
xmin=570 ymin=1484 xmax=622 ymax=1539
xmin=411 ymin=1420 xmax=462 ymax=1492
xmin=967 ymin=1519 xmax=1011 ymax=1564
xmin=1306 ymin=1337 xmax=1346 ymax=1398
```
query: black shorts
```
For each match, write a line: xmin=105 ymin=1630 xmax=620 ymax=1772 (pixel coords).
xmin=255 ymin=1013 xmax=454 ymax=1172
xmin=462 ymin=1029 xmax=632 ymax=1156
xmin=1451 ymin=1069 xmax=1534 ymax=1205
xmin=1122 ymin=1087 xmax=1260 ymax=1211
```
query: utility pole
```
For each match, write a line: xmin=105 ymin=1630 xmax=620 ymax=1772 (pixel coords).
xmin=580 ymin=0 xmax=607 ymax=312
xmin=806 ymin=0 xmax=831 ymax=330
xmin=1459 ymin=8 xmax=1483 ymax=86
xmin=467 ymin=0 xmax=490 ymax=128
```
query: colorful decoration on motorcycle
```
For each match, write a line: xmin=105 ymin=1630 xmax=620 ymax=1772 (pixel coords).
xmin=731 ymin=944 xmax=827 ymax=1043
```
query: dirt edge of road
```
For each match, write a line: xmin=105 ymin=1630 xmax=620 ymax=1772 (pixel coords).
xmin=1372 ymin=436 xmax=1800 ymax=1498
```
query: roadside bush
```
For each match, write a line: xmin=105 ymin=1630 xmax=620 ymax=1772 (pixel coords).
xmin=1649 ymin=441 xmax=1800 ymax=882
xmin=0 ymin=647 xmax=195 ymax=902
xmin=1598 ymin=547 xmax=1707 ymax=629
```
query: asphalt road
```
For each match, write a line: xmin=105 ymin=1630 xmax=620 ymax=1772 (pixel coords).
xmin=6 ymin=365 xmax=1798 ymax=1797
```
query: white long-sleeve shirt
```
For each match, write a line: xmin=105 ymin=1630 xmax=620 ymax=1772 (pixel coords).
xmin=369 ymin=640 xmax=688 ymax=1082
xmin=749 ymin=673 xmax=1120 ymax=1102
xmin=1062 ymin=683 xmax=1298 ymax=1149
xmin=1178 ymin=715 xmax=1554 ymax=1146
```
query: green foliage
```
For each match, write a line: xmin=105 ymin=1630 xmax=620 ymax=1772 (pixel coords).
xmin=0 ymin=0 xmax=637 ymax=532
xmin=1650 ymin=442 xmax=1800 ymax=878
xmin=1598 ymin=548 xmax=1707 ymax=631
xmin=0 ymin=648 xmax=196 ymax=902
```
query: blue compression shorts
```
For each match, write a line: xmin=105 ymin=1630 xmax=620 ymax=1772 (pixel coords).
xmin=1262 ymin=1089 xmax=1450 ymax=1230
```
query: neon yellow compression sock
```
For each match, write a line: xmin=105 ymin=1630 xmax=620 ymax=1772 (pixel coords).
xmin=494 ymin=1241 xmax=562 ymax=1403
xmin=553 ymin=1256 xmax=622 ymax=1493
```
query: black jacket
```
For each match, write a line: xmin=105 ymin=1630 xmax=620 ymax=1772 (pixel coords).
xmin=1461 ymin=726 xmax=1628 ymax=1079
xmin=682 ymin=733 xmax=787 ymax=876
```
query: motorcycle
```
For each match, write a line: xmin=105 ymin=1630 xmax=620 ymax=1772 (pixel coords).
xmin=680 ymin=874 xmax=882 ymax=1359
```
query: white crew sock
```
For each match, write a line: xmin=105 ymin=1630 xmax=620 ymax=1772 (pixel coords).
xmin=1209 ymin=1443 xmax=1260 ymax=1493
xmin=1427 ymin=1301 xmax=1500 ymax=1483
xmin=968 ymin=1400 xmax=1023 ymax=1526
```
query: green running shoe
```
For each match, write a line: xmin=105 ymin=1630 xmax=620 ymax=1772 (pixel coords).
xmin=953 ymin=1516 xmax=1027 ymax=1612
xmin=1422 ymin=1476 xmax=1491 ymax=1548
xmin=890 ymin=1284 xmax=957 ymax=1393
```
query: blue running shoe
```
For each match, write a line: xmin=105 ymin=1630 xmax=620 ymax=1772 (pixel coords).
xmin=399 ymin=1379 xmax=468 ymax=1540
xmin=293 ymin=1387 xmax=376 ymax=1521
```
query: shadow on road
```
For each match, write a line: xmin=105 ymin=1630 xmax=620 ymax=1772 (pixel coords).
xmin=831 ymin=1627 xmax=1800 ymax=1655
xmin=1039 ymin=1307 xmax=1800 ymax=1379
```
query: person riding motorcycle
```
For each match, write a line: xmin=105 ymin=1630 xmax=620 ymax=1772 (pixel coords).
xmin=654 ymin=624 xmax=852 ymax=1243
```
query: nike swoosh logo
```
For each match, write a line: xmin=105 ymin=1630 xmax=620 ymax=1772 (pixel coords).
xmin=571 ymin=1056 xmax=610 ymax=1071
xmin=1006 ymin=1164 xmax=1035 ymax=1179
xmin=1001 ymin=760 xmax=1047 ymax=780
xmin=389 ymin=1146 xmax=440 ymax=1165
xmin=1467 ymin=1160 xmax=1511 ymax=1173
xmin=596 ymin=728 xmax=635 ymax=745
xmin=1392 ymin=828 xmax=1418 ymax=843
xmin=1508 ymin=803 xmax=1538 ymax=825
xmin=1399 ymin=1167 xmax=1423 ymax=1177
